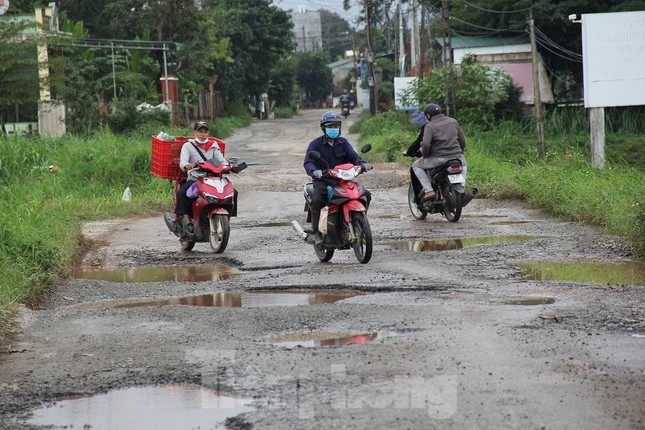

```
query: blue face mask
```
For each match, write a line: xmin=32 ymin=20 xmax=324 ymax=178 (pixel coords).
xmin=325 ymin=128 xmax=340 ymax=139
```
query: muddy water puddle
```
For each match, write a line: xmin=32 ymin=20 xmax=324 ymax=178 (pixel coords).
xmin=114 ymin=290 xmax=363 ymax=309
xmin=20 ymin=384 xmax=253 ymax=429
xmin=73 ymin=265 xmax=238 ymax=283
xmin=387 ymin=235 xmax=541 ymax=252
xmin=514 ymin=261 xmax=645 ymax=286
xmin=271 ymin=329 xmax=410 ymax=349
xmin=495 ymin=296 xmax=556 ymax=305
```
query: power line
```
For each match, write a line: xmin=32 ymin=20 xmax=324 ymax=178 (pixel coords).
xmin=457 ymin=0 xmax=554 ymax=14
xmin=450 ymin=15 xmax=525 ymax=32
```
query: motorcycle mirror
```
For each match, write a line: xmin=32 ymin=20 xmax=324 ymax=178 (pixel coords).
xmin=360 ymin=144 xmax=372 ymax=154
xmin=309 ymin=151 xmax=322 ymax=161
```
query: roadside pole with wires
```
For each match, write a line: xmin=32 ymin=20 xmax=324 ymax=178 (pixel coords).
xmin=529 ymin=8 xmax=547 ymax=159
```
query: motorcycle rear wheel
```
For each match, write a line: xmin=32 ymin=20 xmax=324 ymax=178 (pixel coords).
xmin=351 ymin=212 xmax=373 ymax=264
xmin=210 ymin=214 xmax=230 ymax=253
xmin=314 ymin=243 xmax=334 ymax=262
xmin=408 ymin=183 xmax=427 ymax=220
xmin=442 ymin=185 xmax=462 ymax=222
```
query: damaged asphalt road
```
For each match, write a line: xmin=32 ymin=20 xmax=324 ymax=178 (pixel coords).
xmin=0 ymin=110 xmax=643 ymax=429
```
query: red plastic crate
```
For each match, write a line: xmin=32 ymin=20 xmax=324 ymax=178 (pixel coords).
xmin=150 ymin=136 xmax=227 ymax=179
xmin=150 ymin=135 xmax=187 ymax=179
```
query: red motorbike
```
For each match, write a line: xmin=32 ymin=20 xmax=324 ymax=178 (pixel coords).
xmin=291 ymin=145 xmax=373 ymax=264
xmin=164 ymin=158 xmax=246 ymax=252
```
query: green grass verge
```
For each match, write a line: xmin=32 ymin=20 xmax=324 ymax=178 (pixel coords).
xmin=0 ymin=115 xmax=251 ymax=329
xmin=354 ymin=111 xmax=645 ymax=260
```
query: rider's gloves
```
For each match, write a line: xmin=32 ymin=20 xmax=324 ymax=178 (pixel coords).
xmin=312 ymin=170 xmax=323 ymax=179
xmin=361 ymin=163 xmax=373 ymax=173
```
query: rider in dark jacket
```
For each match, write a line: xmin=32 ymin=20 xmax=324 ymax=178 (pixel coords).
xmin=304 ymin=111 xmax=371 ymax=244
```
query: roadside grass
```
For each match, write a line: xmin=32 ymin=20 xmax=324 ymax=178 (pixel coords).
xmin=353 ymin=110 xmax=645 ymax=261
xmin=0 ymin=116 xmax=250 ymax=332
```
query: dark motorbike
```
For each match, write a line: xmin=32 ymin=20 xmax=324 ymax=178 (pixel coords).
xmin=292 ymin=145 xmax=373 ymax=264
xmin=407 ymin=157 xmax=477 ymax=222
xmin=341 ymin=102 xmax=351 ymax=119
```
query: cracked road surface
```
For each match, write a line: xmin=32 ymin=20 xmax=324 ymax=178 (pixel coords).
xmin=0 ymin=109 xmax=643 ymax=429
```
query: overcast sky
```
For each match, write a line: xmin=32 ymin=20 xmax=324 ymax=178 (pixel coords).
xmin=274 ymin=0 xmax=364 ymax=27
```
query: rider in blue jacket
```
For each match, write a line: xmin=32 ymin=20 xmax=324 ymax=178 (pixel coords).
xmin=303 ymin=111 xmax=371 ymax=244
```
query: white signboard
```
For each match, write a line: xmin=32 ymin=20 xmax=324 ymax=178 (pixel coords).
xmin=394 ymin=77 xmax=418 ymax=111
xmin=582 ymin=11 xmax=645 ymax=108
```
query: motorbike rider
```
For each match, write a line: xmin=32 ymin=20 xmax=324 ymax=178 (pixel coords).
xmin=339 ymin=89 xmax=352 ymax=111
xmin=174 ymin=121 xmax=229 ymax=234
xmin=304 ymin=111 xmax=372 ymax=245
xmin=412 ymin=103 xmax=467 ymax=201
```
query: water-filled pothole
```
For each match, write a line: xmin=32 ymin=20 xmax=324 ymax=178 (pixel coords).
xmin=20 ymin=384 xmax=253 ymax=429
xmin=114 ymin=290 xmax=363 ymax=309
xmin=387 ymin=236 xmax=541 ymax=252
xmin=270 ymin=330 xmax=408 ymax=349
xmin=73 ymin=265 xmax=238 ymax=282
xmin=514 ymin=261 xmax=645 ymax=286
xmin=497 ymin=297 xmax=556 ymax=305
xmin=247 ymin=221 xmax=292 ymax=228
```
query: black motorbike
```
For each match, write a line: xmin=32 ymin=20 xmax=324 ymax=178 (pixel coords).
xmin=407 ymin=157 xmax=477 ymax=223
xmin=341 ymin=102 xmax=351 ymax=118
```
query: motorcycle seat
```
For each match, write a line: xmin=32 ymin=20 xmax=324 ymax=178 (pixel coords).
xmin=429 ymin=159 xmax=462 ymax=176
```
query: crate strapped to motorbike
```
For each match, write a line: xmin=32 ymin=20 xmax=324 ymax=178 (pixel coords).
xmin=150 ymin=135 xmax=226 ymax=179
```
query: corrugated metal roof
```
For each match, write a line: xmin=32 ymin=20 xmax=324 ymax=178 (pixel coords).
xmin=437 ymin=35 xmax=529 ymax=49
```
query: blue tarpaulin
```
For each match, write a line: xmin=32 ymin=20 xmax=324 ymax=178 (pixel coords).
xmin=411 ymin=111 xmax=428 ymax=128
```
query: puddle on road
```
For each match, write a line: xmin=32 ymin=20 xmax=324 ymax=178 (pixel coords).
xmin=387 ymin=235 xmax=541 ymax=252
xmin=514 ymin=261 xmax=645 ymax=286
xmin=21 ymin=384 xmax=253 ymax=429
xmin=271 ymin=329 xmax=417 ymax=349
xmin=247 ymin=221 xmax=292 ymax=228
xmin=497 ymin=297 xmax=556 ymax=305
xmin=114 ymin=290 xmax=363 ymax=309
xmin=489 ymin=220 xmax=534 ymax=225
xmin=73 ymin=265 xmax=238 ymax=283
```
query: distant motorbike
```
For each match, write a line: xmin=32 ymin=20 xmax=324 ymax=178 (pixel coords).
xmin=164 ymin=158 xmax=247 ymax=252
xmin=407 ymin=156 xmax=477 ymax=222
xmin=292 ymin=144 xmax=373 ymax=264
xmin=341 ymin=102 xmax=351 ymax=119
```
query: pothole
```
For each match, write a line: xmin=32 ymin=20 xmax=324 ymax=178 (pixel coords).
xmin=386 ymin=236 xmax=541 ymax=251
xmin=73 ymin=265 xmax=239 ymax=282
xmin=19 ymin=384 xmax=254 ymax=429
xmin=495 ymin=297 xmax=556 ymax=305
xmin=513 ymin=261 xmax=645 ymax=286
xmin=112 ymin=290 xmax=364 ymax=309
xmin=270 ymin=329 xmax=410 ymax=349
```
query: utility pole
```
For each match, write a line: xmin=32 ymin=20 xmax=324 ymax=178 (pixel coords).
xmin=410 ymin=1 xmax=417 ymax=76
xmin=441 ymin=0 xmax=455 ymax=116
xmin=399 ymin=3 xmax=405 ymax=77
xmin=529 ymin=9 xmax=546 ymax=159
xmin=366 ymin=0 xmax=376 ymax=115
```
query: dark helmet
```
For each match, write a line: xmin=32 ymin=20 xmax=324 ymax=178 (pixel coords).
xmin=320 ymin=111 xmax=342 ymax=127
xmin=423 ymin=103 xmax=442 ymax=116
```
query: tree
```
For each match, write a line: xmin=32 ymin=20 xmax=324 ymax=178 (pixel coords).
xmin=320 ymin=10 xmax=352 ymax=60
xmin=268 ymin=57 xmax=297 ymax=108
xmin=205 ymin=0 xmax=294 ymax=107
xmin=413 ymin=54 xmax=521 ymax=128
xmin=295 ymin=51 xmax=333 ymax=103
xmin=0 ymin=19 xmax=40 ymax=123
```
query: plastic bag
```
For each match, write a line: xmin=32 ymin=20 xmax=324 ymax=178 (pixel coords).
xmin=156 ymin=131 xmax=176 ymax=141
xmin=186 ymin=182 xmax=199 ymax=198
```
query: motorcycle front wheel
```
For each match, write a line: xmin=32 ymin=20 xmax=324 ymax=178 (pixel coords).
xmin=442 ymin=185 xmax=463 ymax=222
xmin=408 ymin=183 xmax=427 ymax=220
xmin=209 ymin=214 xmax=230 ymax=253
xmin=351 ymin=212 xmax=373 ymax=264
